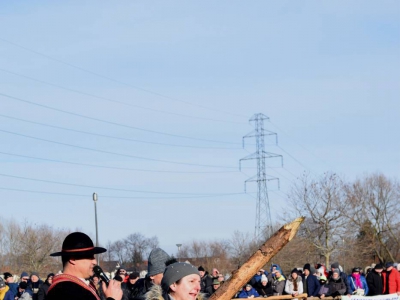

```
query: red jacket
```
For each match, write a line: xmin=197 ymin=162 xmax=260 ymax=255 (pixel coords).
xmin=382 ymin=268 xmax=400 ymax=294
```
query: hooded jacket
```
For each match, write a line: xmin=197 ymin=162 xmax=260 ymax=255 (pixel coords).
xmin=145 ymin=284 xmax=206 ymax=300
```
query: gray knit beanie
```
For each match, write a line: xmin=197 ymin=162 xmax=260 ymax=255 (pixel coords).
xmin=161 ymin=262 xmax=200 ymax=292
xmin=148 ymin=248 xmax=170 ymax=276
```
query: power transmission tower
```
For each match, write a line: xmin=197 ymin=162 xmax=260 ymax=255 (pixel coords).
xmin=240 ymin=113 xmax=282 ymax=240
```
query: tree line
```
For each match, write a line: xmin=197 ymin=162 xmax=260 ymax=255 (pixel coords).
xmin=0 ymin=172 xmax=398 ymax=277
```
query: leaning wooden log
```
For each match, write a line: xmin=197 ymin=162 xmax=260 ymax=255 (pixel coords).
xmin=209 ymin=217 xmax=305 ymax=300
xmin=232 ymin=294 xmax=308 ymax=300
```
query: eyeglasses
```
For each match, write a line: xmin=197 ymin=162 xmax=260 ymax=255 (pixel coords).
xmin=22 ymin=278 xmax=29 ymax=281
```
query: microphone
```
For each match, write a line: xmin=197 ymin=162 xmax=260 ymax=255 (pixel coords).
xmin=93 ymin=265 xmax=109 ymax=285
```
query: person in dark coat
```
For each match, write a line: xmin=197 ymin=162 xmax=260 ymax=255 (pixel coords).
xmin=37 ymin=273 xmax=54 ymax=300
xmin=132 ymin=249 xmax=173 ymax=300
xmin=326 ymin=270 xmax=346 ymax=297
xmin=46 ymin=231 xmax=122 ymax=300
xmin=328 ymin=262 xmax=350 ymax=295
xmin=126 ymin=272 xmax=140 ymax=300
xmin=198 ymin=266 xmax=213 ymax=296
xmin=302 ymin=263 xmax=320 ymax=297
xmin=367 ymin=263 xmax=384 ymax=296
xmin=255 ymin=275 xmax=273 ymax=297
xmin=27 ymin=273 xmax=43 ymax=300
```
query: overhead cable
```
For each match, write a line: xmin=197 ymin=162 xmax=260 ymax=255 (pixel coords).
xmin=0 ymin=151 xmax=237 ymax=174
xmin=0 ymin=92 xmax=240 ymax=145
xmin=0 ymin=37 xmax=248 ymax=119
xmin=0 ymin=129 xmax=238 ymax=169
xmin=0 ymin=68 xmax=245 ymax=124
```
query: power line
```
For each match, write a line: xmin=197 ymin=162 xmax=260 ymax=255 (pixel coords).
xmin=0 ymin=129 xmax=238 ymax=169
xmin=0 ymin=68 xmax=245 ymax=125
xmin=0 ymin=187 xmax=246 ymax=199
xmin=0 ymin=92 xmax=241 ymax=145
xmin=0 ymin=173 xmax=242 ymax=196
xmin=0 ymin=114 xmax=242 ymax=150
xmin=0 ymin=37 xmax=248 ymax=119
xmin=269 ymin=120 xmax=333 ymax=170
xmin=0 ymin=151 xmax=237 ymax=174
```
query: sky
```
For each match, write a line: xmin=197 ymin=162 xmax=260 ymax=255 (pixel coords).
xmin=0 ymin=1 xmax=399 ymax=257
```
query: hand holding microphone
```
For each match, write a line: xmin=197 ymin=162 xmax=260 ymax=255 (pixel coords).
xmin=93 ymin=265 xmax=122 ymax=300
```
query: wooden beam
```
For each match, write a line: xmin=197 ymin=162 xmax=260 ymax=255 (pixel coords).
xmin=209 ymin=217 xmax=305 ymax=300
xmin=232 ymin=294 xmax=308 ymax=300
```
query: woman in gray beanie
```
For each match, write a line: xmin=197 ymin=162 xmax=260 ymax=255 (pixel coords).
xmin=146 ymin=262 xmax=205 ymax=300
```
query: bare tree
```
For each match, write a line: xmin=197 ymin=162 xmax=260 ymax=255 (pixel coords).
xmin=345 ymin=173 xmax=400 ymax=263
xmin=229 ymin=230 xmax=255 ymax=267
xmin=288 ymin=172 xmax=348 ymax=267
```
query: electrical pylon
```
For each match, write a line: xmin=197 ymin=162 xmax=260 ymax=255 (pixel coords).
xmin=240 ymin=113 xmax=282 ymax=240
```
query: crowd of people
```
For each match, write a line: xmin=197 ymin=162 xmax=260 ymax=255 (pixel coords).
xmin=233 ymin=262 xmax=400 ymax=299
xmin=1 ymin=232 xmax=400 ymax=300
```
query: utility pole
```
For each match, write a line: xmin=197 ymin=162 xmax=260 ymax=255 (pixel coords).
xmin=93 ymin=192 xmax=100 ymax=266
xmin=240 ymin=113 xmax=282 ymax=240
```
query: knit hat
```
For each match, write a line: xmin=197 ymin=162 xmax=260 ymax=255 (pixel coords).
xmin=246 ymin=284 xmax=252 ymax=288
xmin=212 ymin=279 xmax=220 ymax=285
xmin=261 ymin=274 xmax=268 ymax=282
xmin=20 ymin=272 xmax=29 ymax=279
xmin=310 ymin=267 xmax=316 ymax=274
xmin=148 ymin=248 xmax=170 ymax=276
xmin=385 ymin=262 xmax=394 ymax=268
xmin=352 ymin=267 xmax=360 ymax=273
xmin=291 ymin=268 xmax=299 ymax=275
xmin=129 ymin=272 xmax=139 ymax=279
xmin=3 ymin=272 xmax=12 ymax=280
xmin=0 ymin=278 xmax=5 ymax=289
xmin=375 ymin=263 xmax=384 ymax=270
xmin=161 ymin=262 xmax=200 ymax=292
xmin=198 ymin=266 xmax=205 ymax=272
xmin=31 ymin=272 xmax=39 ymax=278
xmin=332 ymin=269 xmax=340 ymax=275
xmin=19 ymin=282 xmax=28 ymax=289
xmin=331 ymin=262 xmax=339 ymax=269
xmin=303 ymin=263 xmax=311 ymax=271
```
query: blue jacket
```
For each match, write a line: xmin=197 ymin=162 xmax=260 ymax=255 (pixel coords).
xmin=6 ymin=283 xmax=18 ymax=298
xmin=4 ymin=289 xmax=14 ymax=300
xmin=302 ymin=274 xmax=320 ymax=297
xmin=348 ymin=275 xmax=369 ymax=295
xmin=238 ymin=288 xmax=260 ymax=298
xmin=252 ymin=271 xmax=269 ymax=284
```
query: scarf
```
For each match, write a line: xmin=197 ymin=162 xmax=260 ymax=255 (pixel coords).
xmin=352 ymin=273 xmax=362 ymax=289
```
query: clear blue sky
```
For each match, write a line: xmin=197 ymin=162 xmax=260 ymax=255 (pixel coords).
xmin=0 ymin=1 xmax=399 ymax=256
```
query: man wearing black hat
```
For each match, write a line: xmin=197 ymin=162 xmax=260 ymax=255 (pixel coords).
xmin=46 ymin=232 xmax=122 ymax=300
xmin=367 ymin=264 xmax=384 ymax=296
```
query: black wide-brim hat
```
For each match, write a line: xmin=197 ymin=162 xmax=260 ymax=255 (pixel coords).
xmin=50 ymin=232 xmax=106 ymax=257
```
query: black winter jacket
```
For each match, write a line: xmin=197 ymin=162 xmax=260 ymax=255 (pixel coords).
xmin=367 ymin=270 xmax=383 ymax=296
